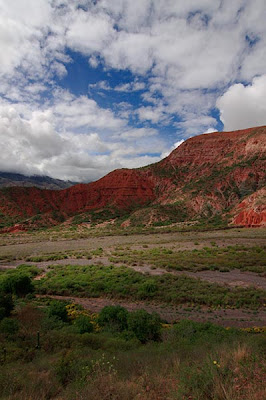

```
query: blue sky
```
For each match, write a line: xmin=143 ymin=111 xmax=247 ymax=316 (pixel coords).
xmin=0 ymin=0 xmax=265 ymax=181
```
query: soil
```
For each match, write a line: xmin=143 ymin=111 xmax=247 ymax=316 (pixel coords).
xmin=1 ymin=228 xmax=266 ymax=257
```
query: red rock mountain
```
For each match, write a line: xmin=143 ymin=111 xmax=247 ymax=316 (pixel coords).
xmin=0 ymin=126 xmax=265 ymax=231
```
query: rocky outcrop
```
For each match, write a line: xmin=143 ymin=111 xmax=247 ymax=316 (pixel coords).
xmin=232 ymin=188 xmax=266 ymax=227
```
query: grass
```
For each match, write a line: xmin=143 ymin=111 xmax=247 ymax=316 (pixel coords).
xmin=35 ymin=263 xmax=265 ymax=309
xmin=109 ymin=244 xmax=266 ymax=273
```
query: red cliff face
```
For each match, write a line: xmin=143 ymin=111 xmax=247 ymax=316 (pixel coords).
xmin=232 ymin=188 xmax=266 ymax=227
xmin=152 ymin=126 xmax=266 ymax=223
xmin=0 ymin=169 xmax=156 ymax=219
xmin=58 ymin=169 xmax=156 ymax=213
xmin=162 ymin=126 xmax=266 ymax=180
xmin=0 ymin=126 xmax=265 ymax=230
xmin=166 ymin=126 xmax=266 ymax=164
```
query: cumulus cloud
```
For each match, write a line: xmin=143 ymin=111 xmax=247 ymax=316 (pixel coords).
xmin=216 ymin=75 xmax=266 ymax=131
xmin=161 ymin=140 xmax=185 ymax=159
xmin=0 ymin=94 xmax=168 ymax=181
xmin=0 ymin=105 xmax=64 ymax=175
xmin=204 ymin=128 xmax=218 ymax=134
xmin=0 ymin=0 xmax=266 ymax=181
xmin=53 ymin=90 xmax=126 ymax=130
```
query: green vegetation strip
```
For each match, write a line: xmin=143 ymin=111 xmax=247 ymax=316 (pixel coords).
xmin=110 ymin=245 xmax=266 ymax=273
xmin=35 ymin=264 xmax=265 ymax=309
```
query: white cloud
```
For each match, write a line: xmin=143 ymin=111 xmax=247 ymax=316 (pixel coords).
xmin=0 ymin=0 xmax=52 ymax=75
xmin=1 ymin=0 xmax=266 ymax=181
xmin=89 ymin=55 xmax=99 ymax=68
xmin=51 ymin=62 xmax=68 ymax=79
xmin=113 ymin=127 xmax=158 ymax=140
xmin=0 ymin=94 xmax=167 ymax=181
xmin=89 ymin=80 xmax=145 ymax=93
xmin=0 ymin=105 xmax=65 ymax=175
xmin=176 ymin=116 xmax=218 ymax=136
xmin=66 ymin=9 xmax=115 ymax=54
xmin=114 ymin=80 xmax=145 ymax=92
xmin=161 ymin=139 xmax=185 ymax=159
xmin=53 ymin=90 xmax=126 ymax=130
xmin=89 ymin=81 xmax=112 ymax=91
xmin=216 ymin=75 xmax=266 ymax=131
xmin=204 ymin=128 xmax=218 ymax=134
xmin=137 ymin=106 xmax=167 ymax=124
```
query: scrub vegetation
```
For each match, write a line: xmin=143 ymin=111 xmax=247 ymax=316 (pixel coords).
xmin=36 ymin=263 xmax=265 ymax=309
xmin=109 ymin=244 xmax=266 ymax=274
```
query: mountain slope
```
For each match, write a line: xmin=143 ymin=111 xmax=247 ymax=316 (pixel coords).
xmin=0 ymin=126 xmax=265 ymax=231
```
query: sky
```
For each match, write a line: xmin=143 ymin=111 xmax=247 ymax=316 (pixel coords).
xmin=0 ymin=0 xmax=266 ymax=182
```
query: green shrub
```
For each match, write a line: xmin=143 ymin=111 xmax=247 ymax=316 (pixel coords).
xmin=74 ymin=316 xmax=93 ymax=334
xmin=0 ymin=291 xmax=13 ymax=320
xmin=1 ymin=274 xmax=33 ymax=297
xmin=48 ymin=300 xmax=69 ymax=322
xmin=98 ymin=306 xmax=129 ymax=333
xmin=0 ymin=317 xmax=19 ymax=336
xmin=127 ymin=309 xmax=161 ymax=343
xmin=170 ymin=320 xmax=237 ymax=345
xmin=41 ymin=314 xmax=66 ymax=332
xmin=0 ymin=307 xmax=5 ymax=321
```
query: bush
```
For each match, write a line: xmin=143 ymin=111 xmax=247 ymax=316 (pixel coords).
xmin=74 ymin=315 xmax=93 ymax=334
xmin=98 ymin=306 xmax=129 ymax=333
xmin=127 ymin=309 xmax=161 ymax=343
xmin=170 ymin=320 xmax=238 ymax=345
xmin=0 ymin=307 xmax=5 ymax=321
xmin=48 ymin=300 xmax=69 ymax=322
xmin=0 ymin=317 xmax=19 ymax=336
xmin=0 ymin=291 xmax=13 ymax=320
xmin=41 ymin=314 xmax=66 ymax=332
xmin=1 ymin=274 xmax=33 ymax=297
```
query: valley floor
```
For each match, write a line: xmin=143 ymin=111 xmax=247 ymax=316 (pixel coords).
xmin=1 ymin=227 xmax=265 ymax=328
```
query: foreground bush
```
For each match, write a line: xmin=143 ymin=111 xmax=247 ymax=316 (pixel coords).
xmin=0 ymin=317 xmax=19 ymax=336
xmin=127 ymin=309 xmax=162 ymax=343
xmin=74 ymin=315 xmax=94 ymax=334
xmin=48 ymin=300 xmax=69 ymax=322
xmin=98 ymin=305 xmax=129 ymax=333
xmin=0 ymin=291 xmax=13 ymax=321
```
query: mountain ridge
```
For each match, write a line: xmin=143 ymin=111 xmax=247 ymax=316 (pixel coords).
xmin=0 ymin=125 xmax=265 ymax=232
xmin=0 ymin=172 xmax=77 ymax=190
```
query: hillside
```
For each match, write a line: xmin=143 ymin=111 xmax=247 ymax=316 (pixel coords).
xmin=0 ymin=126 xmax=265 ymax=232
xmin=0 ymin=172 xmax=77 ymax=190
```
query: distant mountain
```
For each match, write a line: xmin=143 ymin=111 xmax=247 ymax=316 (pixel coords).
xmin=0 ymin=172 xmax=77 ymax=190
xmin=0 ymin=125 xmax=265 ymax=232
